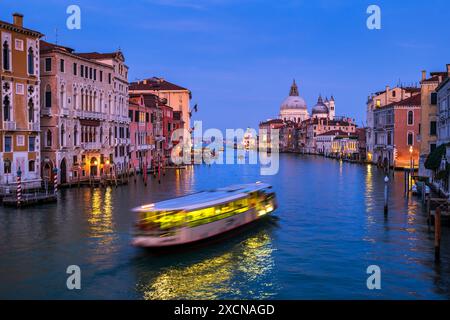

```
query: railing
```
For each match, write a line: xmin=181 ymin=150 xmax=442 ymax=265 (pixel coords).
xmin=61 ymin=108 xmax=70 ymax=117
xmin=41 ymin=108 xmax=52 ymax=116
xmin=28 ymin=122 xmax=40 ymax=131
xmin=81 ymin=142 xmax=102 ymax=150
xmin=3 ymin=121 xmax=16 ymax=130
xmin=77 ymin=110 xmax=104 ymax=120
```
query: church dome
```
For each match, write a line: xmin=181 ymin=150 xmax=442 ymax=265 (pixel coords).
xmin=280 ymin=80 xmax=307 ymax=110
xmin=312 ymin=95 xmax=329 ymax=114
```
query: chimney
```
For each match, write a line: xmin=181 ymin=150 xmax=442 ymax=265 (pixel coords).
xmin=385 ymin=85 xmax=390 ymax=105
xmin=422 ymin=70 xmax=427 ymax=81
xmin=13 ymin=13 xmax=23 ymax=27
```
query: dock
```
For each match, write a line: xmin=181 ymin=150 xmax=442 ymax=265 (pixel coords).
xmin=2 ymin=193 xmax=57 ymax=208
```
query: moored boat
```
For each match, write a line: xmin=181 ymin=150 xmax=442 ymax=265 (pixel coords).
xmin=132 ymin=182 xmax=277 ymax=247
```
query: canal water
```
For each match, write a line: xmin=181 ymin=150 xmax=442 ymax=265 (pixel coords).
xmin=1 ymin=154 xmax=449 ymax=299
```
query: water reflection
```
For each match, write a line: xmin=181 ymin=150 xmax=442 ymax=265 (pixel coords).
xmin=138 ymin=229 xmax=276 ymax=300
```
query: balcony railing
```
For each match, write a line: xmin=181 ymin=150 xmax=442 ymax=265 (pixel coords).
xmin=77 ymin=110 xmax=104 ymax=120
xmin=41 ymin=108 xmax=52 ymax=116
xmin=3 ymin=121 xmax=16 ymax=131
xmin=61 ymin=108 xmax=70 ymax=117
xmin=81 ymin=142 xmax=102 ymax=150
xmin=28 ymin=122 xmax=40 ymax=131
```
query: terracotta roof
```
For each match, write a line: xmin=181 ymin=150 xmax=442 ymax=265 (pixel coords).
xmin=130 ymin=77 xmax=188 ymax=91
xmin=130 ymin=93 xmax=165 ymax=109
xmin=422 ymin=72 xmax=448 ymax=84
xmin=0 ymin=18 xmax=43 ymax=38
xmin=259 ymin=119 xmax=284 ymax=126
xmin=379 ymin=93 xmax=422 ymax=109
xmin=40 ymin=40 xmax=74 ymax=53
xmin=76 ymin=51 xmax=124 ymax=61
xmin=316 ymin=130 xmax=348 ymax=137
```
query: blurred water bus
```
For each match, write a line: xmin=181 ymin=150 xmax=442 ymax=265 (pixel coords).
xmin=132 ymin=183 xmax=277 ymax=247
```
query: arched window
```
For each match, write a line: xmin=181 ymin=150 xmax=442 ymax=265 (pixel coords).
xmin=60 ymin=124 xmax=65 ymax=147
xmin=28 ymin=47 xmax=34 ymax=75
xmin=3 ymin=96 xmax=10 ymax=121
xmin=407 ymin=110 xmax=414 ymax=125
xmin=407 ymin=132 xmax=414 ymax=146
xmin=73 ymin=88 xmax=78 ymax=110
xmin=45 ymin=85 xmax=52 ymax=108
xmin=46 ymin=129 xmax=52 ymax=147
xmin=3 ymin=41 xmax=10 ymax=71
xmin=28 ymin=98 xmax=34 ymax=122
xmin=80 ymin=88 xmax=84 ymax=110
xmin=100 ymin=126 xmax=103 ymax=143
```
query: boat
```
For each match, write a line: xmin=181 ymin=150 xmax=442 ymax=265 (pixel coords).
xmin=132 ymin=182 xmax=277 ymax=247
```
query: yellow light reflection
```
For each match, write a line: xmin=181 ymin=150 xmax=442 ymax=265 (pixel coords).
xmin=139 ymin=231 xmax=275 ymax=300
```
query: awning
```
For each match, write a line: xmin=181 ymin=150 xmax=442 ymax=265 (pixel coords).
xmin=424 ymin=143 xmax=449 ymax=170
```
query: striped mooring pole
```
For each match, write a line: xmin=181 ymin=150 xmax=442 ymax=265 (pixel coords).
xmin=53 ymin=167 xmax=58 ymax=195
xmin=16 ymin=168 xmax=22 ymax=207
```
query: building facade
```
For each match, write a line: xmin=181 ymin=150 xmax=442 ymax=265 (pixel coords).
xmin=418 ymin=67 xmax=449 ymax=177
xmin=129 ymin=77 xmax=191 ymax=132
xmin=129 ymin=95 xmax=154 ymax=172
xmin=366 ymin=86 xmax=420 ymax=164
xmin=39 ymin=41 xmax=129 ymax=184
xmin=373 ymin=94 xmax=421 ymax=169
xmin=1 ymin=13 xmax=43 ymax=190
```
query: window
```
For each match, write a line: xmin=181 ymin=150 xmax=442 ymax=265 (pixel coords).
xmin=17 ymin=135 xmax=25 ymax=146
xmin=74 ymin=126 xmax=78 ymax=146
xmin=45 ymin=85 xmax=52 ymax=108
xmin=60 ymin=124 xmax=65 ymax=147
xmin=430 ymin=121 xmax=437 ymax=136
xmin=46 ymin=129 xmax=52 ymax=147
xmin=28 ymin=98 xmax=34 ymax=122
xmin=3 ymin=96 xmax=10 ymax=121
xmin=4 ymin=136 xmax=12 ymax=152
xmin=16 ymin=83 xmax=24 ymax=95
xmin=431 ymin=92 xmax=437 ymax=105
xmin=430 ymin=143 xmax=437 ymax=153
xmin=387 ymin=132 xmax=392 ymax=145
xmin=94 ymin=69 xmax=97 ymax=81
xmin=15 ymin=39 xmax=23 ymax=51
xmin=108 ymin=73 xmax=111 ymax=84
xmin=89 ymin=67 xmax=92 ymax=79
xmin=100 ymin=71 xmax=103 ymax=82
xmin=73 ymin=63 xmax=77 ymax=75
xmin=80 ymin=64 xmax=84 ymax=77
xmin=407 ymin=110 xmax=414 ymax=125
xmin=28 ymin=160 xmax=35 ymax=172
xmin=45 ymin=57 xmax=52 ymax=72
xmin=29 ymin=136 xmax=36 ymax=152
xmin=4 ymin=159 xmax=11 ymax=174
xmin=28 ymin=47 xmax=35 ymax=75
xmin=60 ymin=59 xmax=65 ymax=72
xmin=3 ymin=41 xmax=10 ymax=71
xmin=407 ymin=132 xmax=414 ymax=146
xmin=392 ymin=91 xmax=396 ymax=98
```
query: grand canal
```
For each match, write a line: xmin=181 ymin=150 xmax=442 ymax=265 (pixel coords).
xmin=1 ymin=154 xmax=449 ymax=299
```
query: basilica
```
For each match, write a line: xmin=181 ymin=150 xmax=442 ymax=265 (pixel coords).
xmin=279 ymin=80 xmax=336 ymax=122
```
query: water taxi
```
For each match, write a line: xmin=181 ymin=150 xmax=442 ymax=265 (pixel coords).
xmin=132 ymin=183 xmax=277 ymax=247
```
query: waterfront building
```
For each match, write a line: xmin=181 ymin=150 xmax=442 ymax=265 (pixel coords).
xmin=279 ymin=80 xmax=309 ymax=123
xmin=315 ymin=130 xmax=346 ymax=156
xmin=355 ymin=127 xmax=367 ymax=161
xmin=0 ymin=13 xmax=43 ymax=191
xmin=300 ymin=117 xmax=356 ymax=154
xmin=129 ymin=95 xmax=154 ymax=172
xmin=436 ymin=67 xmax=450 ymax=146
xmin=331 ymin=134 xmax=359 ymax=159
xmin=372 ymin=94 xmax=421 ymax=169
xmin=419 ymin=66 xmax=449 ymax=178
xmin=39 ymin=41 xmax=130 ymax=184
xmin=279 ymin=121 xmax=298 ymax=152
xmin=258 ymin=118 xmax=284 ymax=150
xmin=129 ymin=77 xmax=191 ymax=132
xmin=162 ymin=103 xmax=174 ymax=160
xmin=366 ymin=85 xmax=420 ymax=164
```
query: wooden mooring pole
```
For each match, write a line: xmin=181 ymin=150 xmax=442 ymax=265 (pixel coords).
xmin=435 ymin=206 xmax=442 ymax=262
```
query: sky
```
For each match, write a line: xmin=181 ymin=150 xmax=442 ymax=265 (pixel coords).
xmin=1 ymin=0 xmax=449 ymax=131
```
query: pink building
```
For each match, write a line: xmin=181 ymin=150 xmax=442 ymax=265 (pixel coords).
xmin=129 ymin=95 xmax=154 ymax=173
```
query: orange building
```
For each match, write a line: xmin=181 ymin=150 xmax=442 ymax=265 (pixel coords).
xmin=1 ymin=13 xmax=43 ymax=190
xmin=373 ymin=94 xmax=421 ymax=169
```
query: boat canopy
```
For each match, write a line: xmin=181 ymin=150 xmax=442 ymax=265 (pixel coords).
xmin=132 ymin=183 xmax=272 ymax=212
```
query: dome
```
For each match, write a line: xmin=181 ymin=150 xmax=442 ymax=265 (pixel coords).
xmin=280 ymin=80 xmax=307 ymax=110
xmin=312 ymin=95 xmax=329 ymax=114
xmin=281 ymin=96 xmax=307 ymax=110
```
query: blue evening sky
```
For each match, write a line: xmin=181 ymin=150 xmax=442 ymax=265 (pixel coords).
xmin=1 ymin=0 xmax=449 ymax=131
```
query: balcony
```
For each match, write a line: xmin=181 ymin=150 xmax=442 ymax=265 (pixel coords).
xmin=136 ymin=144 xmax=154 ymax=151
xmin=77 ymin=110 xmax=104 ymax=120
xmin=3 ymin=121 xmax=16 ymax=131
xmin=61 ymin=108 xmax=70 ymax=117
xmin=41 ymin=108 xmax=52 ymax=116
xmin=28 ymin=122 xmax=40 ymax=131
xmin=81 ymin=142 xmax=102 ymax=150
